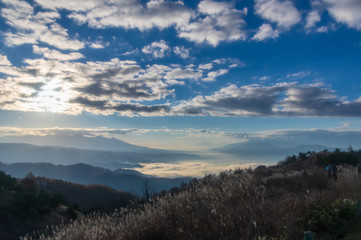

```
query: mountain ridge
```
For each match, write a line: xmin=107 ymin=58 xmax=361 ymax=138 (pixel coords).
xmin=0 ymin=161 xmax=190 ymax=196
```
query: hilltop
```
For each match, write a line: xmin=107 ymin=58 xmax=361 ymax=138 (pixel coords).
xmin=0 ymin=172 xmax=136 ymax=240
xmin=22 ymin=148 xmax=361 ymax=240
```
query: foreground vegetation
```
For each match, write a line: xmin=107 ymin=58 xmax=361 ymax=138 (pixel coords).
xmin=0 ymin=172 xmax=136 ymax=240
xmin=22 ymin=149 xmax=361 ymax=240
xmin=0 ymin=172 xmax=67 ymax=240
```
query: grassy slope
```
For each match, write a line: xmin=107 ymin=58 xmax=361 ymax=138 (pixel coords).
xmin=23 ymin=150 xmax=361 ymax=240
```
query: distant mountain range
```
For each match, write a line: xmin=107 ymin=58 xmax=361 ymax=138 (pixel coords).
xmin=0 ymin=161 xmax=191 ymax=196
xmin=0 ymin=134 xmax=150 ymax=152
xmin=213 ymin=140 xmax=335 ymax=162
xmin=0 ymin=142 xmax=200 ymax=170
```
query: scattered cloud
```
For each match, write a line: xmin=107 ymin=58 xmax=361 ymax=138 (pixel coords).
xmin=252 ymin=23 xmax=279 ymax=41
xmin=34 ymin=0 xmax=99 ymax=11
xmin=174 ymin=82 xmax=361 ymax=117
xmin=142 ymin=40 xmax=170 ymax=58
xmin=1 ymin=0 xmax=84 ymax=50
xmin=0 ymin=54 xmax=12 ymax=66
xmin=198 ymin=63 xmax=213 ymax=70
xmin=323 ymin=0 xmax=361 ymax=30
xmin=305 ymin=10 xmax=321 ymax=30
xmin=165 ymin=66 xmax=203 ymax=83
xmin=229 ymin=64 xmax=239 ymax=68
xmin=123 ymin=49 xmax=140 ymax=56
xmin=202 ymin=69 xmax=229 ymax=82
xmin=2 ymin=56 xmax=360 ymax=118
xmin=286 ymin=71 xmax=311 ymax=79
xmin=259 ymin=76 xmax=271 ymax=81
xmin=66 ymin=0 xmax=192 ymax=31
xmin=254 ymin=0 xmax=301 ymax=29
xmin=178 ymin=0 xmax=247 ymax=46
xmin=316 ymin=26 xmax=329 ymax=33
xmin=0 ymin=56 xmax=235 ymax=116
xmin=173 ymin=46 xmax=190 ymax=59
xmin=89 ymin=41 xmax=108 ymax=49
xmin=33 ymin=45 xmax=84 ymax=61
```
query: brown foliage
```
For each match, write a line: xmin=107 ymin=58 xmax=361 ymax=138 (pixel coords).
xmin=23 ymin=165 xmax=361 ymax=240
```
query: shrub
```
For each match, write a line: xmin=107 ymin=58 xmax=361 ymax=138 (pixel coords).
xmin=305 ymin=199 xmax=359 ymax=238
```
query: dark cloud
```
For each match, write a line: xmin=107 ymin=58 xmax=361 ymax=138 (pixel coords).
xmin=0 ymin=101 xmax=16 ymax=106
xmin=282 ymin=86 xmax=361 ymax=117
xmin=204 ymin=96 xmax=275 ymax=114
xmin=19 ymin=92 xmax=39 ymax=98
xmin=175 ymin=84 xmax=361 ymax=117
xmin=18 ymin=81 xmax=45 ymax=91
xmin=75 ymin=82 xmax=115 ymax=96
xmin=111 ymin=103 xmax=170 ymax=113
xmin=18 ymin=68 xmax=40 ymax=77
xmin=120 ymin=66 xmax=142 ymax=75
xmin=91 ymin=68 xmax=121 ymax=81
xmin=70 ymin=96 xmax=170 ymax=114
xmin=178 ymin=85 xmax=284 ymax=116
xmin=70 ymin=96 xmax=107 ymax=109
xmin=75 ymin=79 xmax=167 ymax=100
xmin=89 ymin=66 xmax=140 ymax=82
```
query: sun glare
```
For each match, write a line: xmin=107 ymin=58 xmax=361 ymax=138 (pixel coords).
xmin=30 ymin=78 xmax=71 ymax=113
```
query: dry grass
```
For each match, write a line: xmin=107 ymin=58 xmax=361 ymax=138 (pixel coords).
xmin=23 ymin=166 xmax=361 ymax=240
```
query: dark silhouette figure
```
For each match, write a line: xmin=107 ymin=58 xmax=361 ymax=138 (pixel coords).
xmin=332 ymin=164 xmax=338 ymax=181
xmin=326 ymin=165 xmax=332 ymax=178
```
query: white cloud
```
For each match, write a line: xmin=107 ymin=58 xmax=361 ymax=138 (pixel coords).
xmin=286 ymin=71 xmax=311 ymax=79
xmin=32 ymin=0 xmax=247 ymax=46
xmin=316 ymin=26 xmax=329 ymax=33
xmin=198 ymin=63 xmax=213 ymax=70
xmin=165 ymin=67 xmax=203 ymax=82
xmin=90 ymin=41 xmax=108 ymax=49
xmin=123 ymin=49 xmax=140 ymax=56
xmin=305 ymin=10 xmax=321 ymax=30
xmin=173 ymin=46 xmax=190 ymax=59
xmin=323 ymin=0 xmax=361 ymax=30
xmin=178 ymin=0 xmax=247 ymax=46
xmin=0 ymin=57 xmax=176 ymax=115
xmin=252 ymin=23 xmax=279 ymax=41
xmin=3 ymin=32 xmax=38 ymax=46
xmin=142 ymin=40 xmax=170 ymax=58
xmin=34 ymin=0 xmax=101 ymax=11
xmin=255 ymin=0 xmax=301 ymax=29
xmin=0 ymin=56 xmax=238 ymax=116
xmin=0 ymin=54 xmax=12 ymax=66
xmin=202 ymin=69 xmax=229 ymax=82
xmin=66 ymin=0 xmax=192 ymax=31
xmin=1 ymin=0 xmax=84 ymax=50
xmin=33 ymin=45 xmax=84 ymax=61
xmin=259 ymin=76 xmax=271 ymax=81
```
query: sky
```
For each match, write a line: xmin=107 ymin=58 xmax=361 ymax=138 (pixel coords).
xmin=0 ymin=0 xmax=361 ymax=176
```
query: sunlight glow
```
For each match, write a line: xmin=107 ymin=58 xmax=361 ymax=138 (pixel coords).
xmin=27 ymin=78 xmax=71 ymax=113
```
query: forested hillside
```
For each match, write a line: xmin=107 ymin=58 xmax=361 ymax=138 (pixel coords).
xmin=0 ymin=172 xmax=136 ymax=240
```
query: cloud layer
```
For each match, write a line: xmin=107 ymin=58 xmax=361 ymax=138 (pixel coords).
xmin=1 ymin=0 xmax=361 ymax=117
xmin=0 ymin=53 xmax=361 ymax=117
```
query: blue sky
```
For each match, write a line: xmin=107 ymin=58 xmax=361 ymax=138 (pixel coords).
xmin=0 ymin=0 xmax=361 ymax=175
